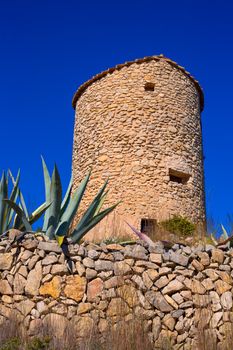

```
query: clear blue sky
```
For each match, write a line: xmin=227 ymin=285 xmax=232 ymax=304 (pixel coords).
xmin=0 ymin=0 xmax=233 ymax=232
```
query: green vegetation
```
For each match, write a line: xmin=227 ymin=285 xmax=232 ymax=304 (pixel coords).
xmin=1 ymin=158 xmax=119 ymax=245
xmin=160 ymin=215 xmax=195 ymax=237
xmin=0 ymin=337 xmax=20 ymax=350
xmin=0 ymin=170 xmax=48 ymax=235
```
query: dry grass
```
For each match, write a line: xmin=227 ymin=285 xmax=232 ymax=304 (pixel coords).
xmin=0 ymin=311 xmax=152 ymax=350
xmin=1 ymin=310 xmax=233 ymax=349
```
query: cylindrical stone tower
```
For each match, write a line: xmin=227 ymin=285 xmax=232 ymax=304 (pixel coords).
xmin=72 ymin=55 xmax=205 ymax=240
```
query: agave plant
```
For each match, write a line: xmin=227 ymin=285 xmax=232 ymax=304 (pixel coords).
xmin=0 ymin=170 xmax=20 ymax=234
xmin=40 ymin=158 xmax=119 ymax=245
xmin=0 ymin=170 xmax=49 ymax=236
xmin=6 ymin=158 xmax=119 ymax=245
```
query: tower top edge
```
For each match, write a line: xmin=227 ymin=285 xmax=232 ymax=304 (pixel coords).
xmin=72 ymin=55 xmax=204 ymax=111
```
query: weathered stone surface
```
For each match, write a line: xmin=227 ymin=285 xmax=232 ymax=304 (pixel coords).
xmin=220 ymin=291 xmax=233 ymax=310
xmin=64 ymin=276 xmax=87 ymax=302
xmin=152 ymin=317 xmax=161 ymax=341
xmin=41 ymin=255 xmax=58 ymax=265
xmin=104 ymin=276 xmax=124 ymax=289
xmin=2 ymin=239 xmax=233 ymax=349
xmin=114 ymin=261 xmax=132 ymax=275
xmin=164 ymin=295 xmax=178 ymax=309
xmin=162 ymin=314 xmax=175 ymax=331
xmin=162 ymin=279 xmax=184 ymax=295
xmin=77 ymin=303 xmax=93 ymax=315
xmin=145 ymin=291 xmax=173 ymax=312
xmin=76 ymin=261 xmax=85 ymax=276
xmin=72 ymin=57 xmax=205 ymax=238
xmin=25 ymin=262 xmax=42 ymax=296
xmin=117 ymin=284 xmax=139 ymax=307
xmin=38 ymin=241 xmax=62 ymax=253
xmin=198 ymin=252 xmax=210 ymax=266
xmin=191 ymin=279 xmax=206 ymax=294
xmin=215 ymin=280 xmax=232 ymax=295
xmin=210 ymin=312 xmax=222 ymax=328
xmin=39 ymin=276 xmax=62 ymax=299
xmin=0 ymin=253 xmax=13 ymax=270
xmin=124 ymin=245 xmax=148 ymax=260
xmin=83 ymin=257 xmax=95 ymax=268
xmin=0 ymin=280 xmax=13 ymax=295
xmin=88 ymin=249 xmax=100 ymax=259
xmin=43 ymin=314 xmax=68 ymax=338
xmin=36 ymin=301 xmax=48 ymax=314
xmin=169 ymin=252 xmax=189 ymax=267
xmin=13 ymin=273 xmax=26 ymax=294
xmin=51 ymin=264 xmax=68 ymax=275
xmin=17 ymin=300 xmax=35 ymax=316
xmin=202 ymin=278 xmax=214 ymax=291
xmin=191 ymin=259 xmax=204 ymax=271
xmin=154 ymin=276 xmax=169 ymax=289
xmin=87 ymin=278 xmax=103 ymax=301
xmin=212 ymin=249 xmax=224 ymax=264
xmin=95 ymin=260 xmax=113 ymax=271
xmin=149 ymin=253 xmax=162 ymax=264
xmin=86 ymin=268 xmax=98 ymax=280
xmin=72 ymin=316 xmax=94 ymax=337
xmin=107 ymin=298 xmax=130 ymax=316
xmin=204 ymin=269 xmax=219 ymax=281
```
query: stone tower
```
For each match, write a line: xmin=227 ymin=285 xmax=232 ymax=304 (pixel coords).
xmin=72 ymin=55 xmax=205 ymax=239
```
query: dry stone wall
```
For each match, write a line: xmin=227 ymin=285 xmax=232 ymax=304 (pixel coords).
xmin=72 ymin=56 xmax=206 ymax=239
xmin=0 ymin=234 xmax=233 ymax=349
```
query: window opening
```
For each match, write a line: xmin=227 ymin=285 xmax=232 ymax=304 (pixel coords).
xmin=141 ymin=219 xmax=157 ymax=236
xmin=169 ymin=169 xmax=190 ymax=185
xmin=144 ymin=82 xmax=155 ymax=92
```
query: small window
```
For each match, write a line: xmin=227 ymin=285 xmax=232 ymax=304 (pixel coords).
xmin=169 ymin=168 xmax=190 ymax=185
xmin=144 ymin=82 xmax=155 ymax=92
xmin=141 ymin=218 xmax=156 ymax=234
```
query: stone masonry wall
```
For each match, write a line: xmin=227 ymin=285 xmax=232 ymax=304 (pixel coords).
xmin=0 ymin=234 xmax=233 ymax=349
xmin=72 ymin=56 xmax=206 ymax=239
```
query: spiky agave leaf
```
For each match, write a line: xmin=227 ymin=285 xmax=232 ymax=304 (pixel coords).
xmin=94 ymin=190 xmax=109 ymax=216
xmin=55 ymin=171 xmax=91 ymax=242
xmin=74 ymin=179 xmax=109 ymax=234
xmin=60 ymin=175 xmax=73 ymax=217
xmin=3 ymin=199 xmax=32 ymax=232
xmin=41 ymin=157 xmax=52 ymax=232
xmin=70 ymin=202 xmax=120 ymax=243
xmin=221 ymin=224 xmax=229 ymax=239
xmin=210 ymin=233 xmax=218 ymax=246
xmin=0 ymin=172 xmax=8 ymax=233
xmin=45 ymin=164 xmax=62 ymax=239
xmin=28 ymin=202 xmax=52 ymax=225
xmin=7 ymin=170 xmax=20 ymax=229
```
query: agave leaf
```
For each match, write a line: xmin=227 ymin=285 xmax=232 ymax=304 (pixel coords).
xmin=210 ymin=233 xmax=218 ymax=246
xmin=46 ymin=164 xmax=62 ymax=239
xmin=8 ymin=169 xmax=20 ymax=203
xmin=56 ymin=235 xmax=65 ymax=247
xmin=74 ymin=179 xmax=109 ymax=234
xmin=126 ymin=221 xmax=155 ymax=246
xmin=18 ymin=189 xmax=29 ymax=219
xmin=0 ymin=172 xmax=8 ymax=233
xmin=6 ymin=170 xmax=20 ymax=229
xmin=60 ymin=175 xmax=73 ymax=217
xmin=221 ymin=224 xmax=229 ymax=239
xmin=55 ymin=171 xmax=91 ymax=237
xmin=41 ymin=157 xmax=52 ymax=232
xmin=70 ymin=202 xmax=119 ymax=243
xmin=94 ymin=190 xmax=108 ymax=216
xmin=3 ymin=199 xmax=32 ymax=232
xmin=29 ymin=202 xmax=51 ymax=225
xmin=9 ymin=170 xmax=29 ymax=219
